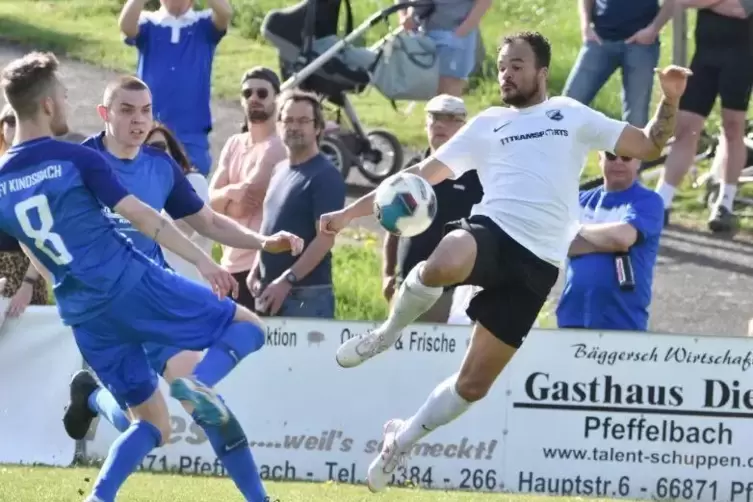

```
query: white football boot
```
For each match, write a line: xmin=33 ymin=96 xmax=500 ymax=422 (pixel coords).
xmin=366 ymin=419 xmax=409 ymax=492
xmin=335 ymin=329 xmax=397 ymax=368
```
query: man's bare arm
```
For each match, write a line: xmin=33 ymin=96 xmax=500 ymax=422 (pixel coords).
xmin=382 ymin=234 xmax=398 ymax=277
xmin=342 ymin=157 xmax=453 ymax=221
xmin=578 ymin=223 xmax=639 ymax=252
xmin=119 ymin=0 xmax=147 ymax=38
xmin=207 ymin=0 xmax=233 ymax=30
xmin=614 ymin=97 xmax=679 ymax=161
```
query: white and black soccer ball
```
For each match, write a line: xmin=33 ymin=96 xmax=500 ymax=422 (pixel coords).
xmin=373 ymin=172 xmax=437 ymax=237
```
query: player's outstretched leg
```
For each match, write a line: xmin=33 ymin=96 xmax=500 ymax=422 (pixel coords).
xmin=63 ymin=370 xmax=130 ymax=440
xmin=366 ymin=321 xmax=516 ymax=492
xmin=182 ymin=304 xmax=265 ymax=390
xmin=165 ymin=351 xmax=268 ymax=501
xmin=336 ymin=230 xmax=476 ymax=368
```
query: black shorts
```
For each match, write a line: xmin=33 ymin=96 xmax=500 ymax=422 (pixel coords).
xmin=680 ymin=46 xmax=753 ymax=116
xmin=445 ymin=215 xmax=559 ymax=349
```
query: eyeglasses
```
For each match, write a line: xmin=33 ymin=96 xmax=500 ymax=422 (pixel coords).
xmin=605 ymin=152 xmax=632 ymax=162
xmin=147 ymin=140 xmax=169 ymax=152
xmin=242 ymin=87 xmax=269 ymax=100
xmin=280 ymin=117 xmax=315 ymax=126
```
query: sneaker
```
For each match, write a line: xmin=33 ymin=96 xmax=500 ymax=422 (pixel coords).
xmin=367 ymin=419 xmax=409 ymax=492
xmin=63 ymin=370 xmax=100 ymax=440
xmin=170 ymin=377 xmax=229 ymax=426
xmin=335 ymin=330 xmax=395 ymax=368
xmin=708 ymin=205 xmax=737 ymax=233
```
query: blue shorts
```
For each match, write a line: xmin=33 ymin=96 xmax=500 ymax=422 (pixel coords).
xmin=72 ymin=264 xmax=236 ymax=409
xmin=426 ymin=29 xmax=479 ymax=80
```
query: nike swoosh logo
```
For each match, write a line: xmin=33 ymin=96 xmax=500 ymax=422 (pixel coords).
xmin=494 ymin=121 xmax=511 ymax=132
xmin=421 ymin=424 xmax=432 ymax=431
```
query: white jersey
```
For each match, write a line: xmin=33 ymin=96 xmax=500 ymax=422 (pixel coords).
xmin=433 ymin=96 xmax=628 ymax=266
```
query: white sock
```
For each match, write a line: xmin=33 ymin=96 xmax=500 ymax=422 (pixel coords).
xmin=716 ymin=183 xmax=737 ymax=210
xmin=377 ymin=262 xmax=443 ymax=339
xmin=396 ymin=373 xmax=471 ymax=447
xmin=655 ymin=181 xmax=676 ymax=209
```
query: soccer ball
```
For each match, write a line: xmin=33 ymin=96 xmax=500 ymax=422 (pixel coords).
xmin=374 ymin=172 xmax=437 ymax=237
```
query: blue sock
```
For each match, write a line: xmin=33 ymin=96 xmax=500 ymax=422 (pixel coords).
xmin=93 ymin=420 xmax=161 ymax=502
xmin=193 ymin=322 xmax=264 ymax=388
xmin=193 ymin=407 xmax=266 ymax=501
xmin=88 ymin=388 xmax=131 ymax=433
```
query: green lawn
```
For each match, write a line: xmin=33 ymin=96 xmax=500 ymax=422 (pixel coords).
xmin=0 ymin=464 xmax=618 ymax=502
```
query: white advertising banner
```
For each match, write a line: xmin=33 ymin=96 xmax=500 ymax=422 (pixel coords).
xmin=0 ymin=306 xmax=80 ymax=466
xmin=503 ymin=330 xmax=753 ymax=502
xmin=81 ymin=318 xmax=753 ymax=501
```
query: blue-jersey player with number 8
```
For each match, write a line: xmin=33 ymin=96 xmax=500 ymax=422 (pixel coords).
xmin=0 ymin=52 xmax=300 ymax=502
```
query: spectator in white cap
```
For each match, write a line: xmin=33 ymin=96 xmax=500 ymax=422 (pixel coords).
xmin=381 ymin=94 xmax=483 ymax=322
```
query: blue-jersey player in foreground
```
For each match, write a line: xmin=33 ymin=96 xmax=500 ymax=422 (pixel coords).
xmin=0 ymin=52 xmax=300 ymax=502
xmin=60 ymin=74 xmax=299 ymax=501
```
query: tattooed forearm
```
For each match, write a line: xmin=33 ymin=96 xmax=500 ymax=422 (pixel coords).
xmin=646 ymin=97 xmax=678 ymax=155
xmin=152 ymin=218 xmax=168 ymax=240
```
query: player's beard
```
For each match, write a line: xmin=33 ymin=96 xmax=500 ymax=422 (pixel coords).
xmin=502 ymin=79 xmax=541 ymax=107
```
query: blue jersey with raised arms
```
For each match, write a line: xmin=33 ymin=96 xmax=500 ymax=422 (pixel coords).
xmin=0 ymin=137 xmax=148 ymax=325
xmin=81 ymin=132 xmax=203 ymax=266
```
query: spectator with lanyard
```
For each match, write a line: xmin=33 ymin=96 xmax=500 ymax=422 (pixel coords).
xmin=0 ymin=104 xmax=48 ymax=316
xmin=655 ymin=0 xmax=753 ymax=231
xmin=557 ymin=151 xmax=664 ymax=331
xmin=145 ymin=122 xmax=213 ymax=283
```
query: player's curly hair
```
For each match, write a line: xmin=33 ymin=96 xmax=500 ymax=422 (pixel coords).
xmin=499 ymin=31 xmax=552 ymax=69
xmin=0 ymin=51 xmax=60 ymax=119
xmin=145 ymin=122 xmax=196 ymax=175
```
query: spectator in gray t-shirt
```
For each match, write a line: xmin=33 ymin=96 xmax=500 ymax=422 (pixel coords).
xmin=398 ymin=0 xmax=492 ymax=97
xmin=248 ymin=89 xmax=345 ymax=319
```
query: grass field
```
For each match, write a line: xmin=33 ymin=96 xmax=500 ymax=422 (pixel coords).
xmin=0 ymin=465 xmax=612 ymax=502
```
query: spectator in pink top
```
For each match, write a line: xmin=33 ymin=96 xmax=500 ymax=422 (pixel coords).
xmin=209 ymin=67 xmax=287 ymax=310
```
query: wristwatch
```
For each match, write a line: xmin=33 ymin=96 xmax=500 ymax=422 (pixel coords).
xmin=284 ymin=270 xmax=298 ymax=285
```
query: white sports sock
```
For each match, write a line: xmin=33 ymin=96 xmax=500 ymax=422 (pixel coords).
xmin=655 ymin=181 xmax=676 ymax=209
xmin=377 ymin=262 xmax=443 ymax=339
xmin=716 ymin=183 xmax=737 ymax=210
xmin=396 ymin=373 xmax=471 ymax=447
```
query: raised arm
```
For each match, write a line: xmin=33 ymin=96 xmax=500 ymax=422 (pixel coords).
xmin=613 ymin=65 xmax=692 ymax=161
xmin=119 ymin=0 xmax=147 ymax=39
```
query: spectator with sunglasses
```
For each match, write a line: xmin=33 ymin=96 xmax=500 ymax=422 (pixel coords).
xmin=556 ymin=151 xmax=664 ymax=331
xmin=145 ymin=122 xmax=214 ymax=283
xmin=209 ymin=68 xmax=287 ymax=311
xmin=0 ymin=105 xmax=49 ymax=316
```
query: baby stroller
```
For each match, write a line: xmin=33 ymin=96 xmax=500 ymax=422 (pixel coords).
xmin=262 ymin=0 xmax=436 ymax=184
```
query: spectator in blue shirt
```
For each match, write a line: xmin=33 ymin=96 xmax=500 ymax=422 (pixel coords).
xmin=556 ymin=151 xmax=664 ymax=331
xmin=118 ymin=0 xmax=233 ymax=176
xmin=248 ymin=89 xmax=346 ymax=318
xmin=563 ymin=0 xmax=675 ymax=127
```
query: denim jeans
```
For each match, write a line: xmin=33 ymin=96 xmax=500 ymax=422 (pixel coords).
xmin=276 ymin=285 xmax=335 ymax=319
xmin=562 ymin=40 xmax=660 ymax=128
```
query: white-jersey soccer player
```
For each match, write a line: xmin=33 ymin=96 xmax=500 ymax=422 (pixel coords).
xmin=319 ymin=31 xmax=691 ymax=492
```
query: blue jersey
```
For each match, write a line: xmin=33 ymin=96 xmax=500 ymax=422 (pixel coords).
xmin=556 ymin=182 xmax=664 ymax=331
xmin=0 ymin=137 xmax=150 ymax=325
xmin=81 ymin=132 xmax=203 ymax=266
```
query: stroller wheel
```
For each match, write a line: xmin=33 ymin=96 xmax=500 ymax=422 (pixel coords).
xmin=320 ymin=135 xmax=353 ymax=181
xmin=356 ymin=129 xmax=404 ymax=184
